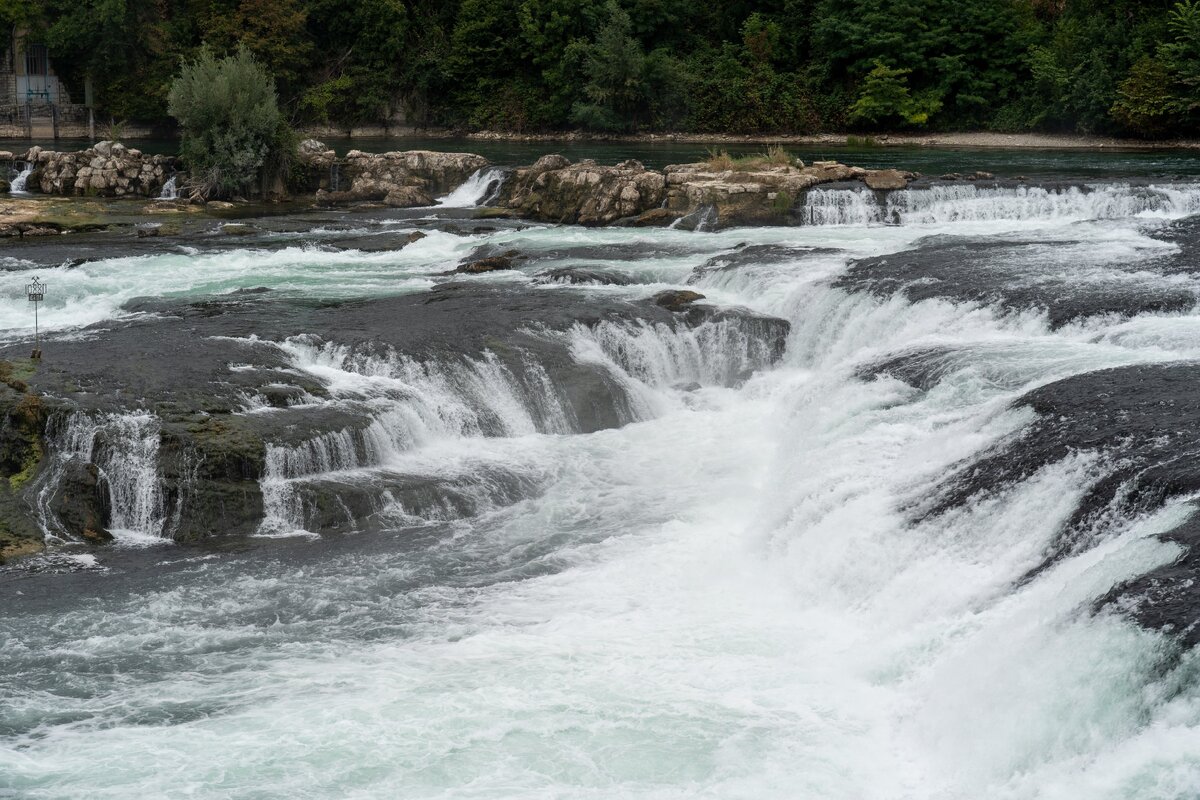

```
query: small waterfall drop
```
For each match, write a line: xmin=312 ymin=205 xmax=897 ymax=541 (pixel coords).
xmin=437 ymin=168 xmax=506 ymax=207
xmin=157 ymin=175 xmax=178 ymax=200
xmin=800 ymin=182 xmax=1200 ymax=226
xmin=10 ymin=162 xmax=33 ymax=195
xmin=35 ymin=412 xmax=169 ymax=544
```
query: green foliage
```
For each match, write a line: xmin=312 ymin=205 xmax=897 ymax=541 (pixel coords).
xmin=1113 ymin=56 xmax=1180 ymax=134
xmin=167 ymin=47 xmax=284 ymax=199
xmin=0 ymin=0 xmax=38 ymax=27
xmin=849 ymin=61 xmax=940 ymax=127
xmin=13 ymin=0 xmax=1200 ymax=138
xmin=570 ymin=2 xmax=646 ymax=131
xmin=1109 ymin=1 xmax=1200 ymax=135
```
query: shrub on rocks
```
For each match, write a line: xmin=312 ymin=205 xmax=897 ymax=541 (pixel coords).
xmin=168 ymin=46 xmax=294 ymax=200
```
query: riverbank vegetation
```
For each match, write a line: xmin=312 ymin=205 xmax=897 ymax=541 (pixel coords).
xmin=2 ymin=0 xmax=1198 ymax=137
xmin=168 ymin=47 xmax=294 ymax=199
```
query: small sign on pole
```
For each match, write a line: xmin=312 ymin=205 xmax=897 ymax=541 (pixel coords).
xmin=26 ymin=276 xmax=44 ymax=360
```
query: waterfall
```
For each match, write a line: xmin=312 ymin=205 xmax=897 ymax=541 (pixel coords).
xmin=800 ymin=182 xmax=1200 ymax=225
xmin=157 ymin=175 xmax=178 ymax=201
xmin=10 ymin=162 xmax=33 ymax=195
xmin=15 ymin=160 xmax=1200 ymax=799
xmin=34 ymin=412 xmax=168 ymax=544
xmin=255 ymin=340 xmax=580 ymax=535
xmin=437 ymin=168 xmax=506 ymax=207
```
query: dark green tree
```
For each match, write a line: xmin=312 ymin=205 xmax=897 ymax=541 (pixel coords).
xmin=570 ymin=1 xmax=646 ymax=131
xmin=168 ymin=46 xmax=287 ymax=198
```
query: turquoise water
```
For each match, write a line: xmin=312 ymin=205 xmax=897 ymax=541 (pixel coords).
xmin=4 ymin=168 xmax=1200 ymax=799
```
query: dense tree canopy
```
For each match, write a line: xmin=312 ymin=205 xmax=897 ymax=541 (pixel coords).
xmin=9 ymin=0 xmax=1196 ymax=136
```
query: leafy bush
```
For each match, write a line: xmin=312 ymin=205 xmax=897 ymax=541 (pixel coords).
xmin=167 ymin=46 xmax=287 ymax=199
xmin=848 ymin=61 xmax=940 ymax=127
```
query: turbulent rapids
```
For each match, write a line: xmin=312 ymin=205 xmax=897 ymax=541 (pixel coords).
xmin=5 ymin=170 xmax=1200 ymax=798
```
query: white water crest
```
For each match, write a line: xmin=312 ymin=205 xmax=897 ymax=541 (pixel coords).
xmin=437 ymin=167 xmax=506 ymax=207
xmin=9 ymin=161 xmax=33 ymax=194
xmin=802 ymin=182 xmax=1200 ymax=225
xmin=7 ymin=174 xmax=1200 ymax=799
xmin=255 ymin=338 xmax=581 ymax=535
xmin=156 ymin=174 xmax=178 ymax=200
xmin=34 ymin=411 xmax=168 ymax=544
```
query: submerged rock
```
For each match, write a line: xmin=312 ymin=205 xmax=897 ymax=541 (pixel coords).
xmin=875 ymin=359 xmax=1200 ymax=648
xmin=536 ymin=267 xmax=635 ymax=286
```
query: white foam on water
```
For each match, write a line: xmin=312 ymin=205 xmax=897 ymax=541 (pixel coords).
xmin=9 ymin=161 xmax=33 ymax=195
xmin=802 ymin=182 xmax=1200 ymax=226
xmin=31 ymin=411 xmax=171 ymax=545
xmin=437 ymin=168 xmax=506 ymax=207
xmin=7 ymin=182 xmax=1200 ymax=799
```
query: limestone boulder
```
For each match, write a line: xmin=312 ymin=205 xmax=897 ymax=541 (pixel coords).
xmin=496 ymin=160 xmax=667 ymax=225
xmin=22 ymin=141 xmax=179 ymax=198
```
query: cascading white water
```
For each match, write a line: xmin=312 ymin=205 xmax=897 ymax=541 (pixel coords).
xmin=802 ymin=182 xmax=1200 ymax=225
xmin=255 ymin=339 xmax=578 ymax=534
xmin=157 ymin=174 xmax=178 ymax=200
xmin=35 ymin=411 xmax=167 ymax=543
xmin=437 ymin=167 xmax=506 ymax=207
xmin=9 ymin=161 xmax=33 ymax=195
xmin=9 ymin=173 xmax=1200 ymax=799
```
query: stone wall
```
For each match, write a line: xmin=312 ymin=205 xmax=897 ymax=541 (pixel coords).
xmin=24 ymin=140 xmax=177 ymax=197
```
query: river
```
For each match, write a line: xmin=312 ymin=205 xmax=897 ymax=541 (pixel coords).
xmin=3 ymin=151 xmax=1200 ymax=798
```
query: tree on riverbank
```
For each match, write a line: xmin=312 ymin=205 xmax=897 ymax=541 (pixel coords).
xmin=167 ymin=47 xmax=292 ymax=199
xmin=19 ymin=0 xmax=1200 ymax=138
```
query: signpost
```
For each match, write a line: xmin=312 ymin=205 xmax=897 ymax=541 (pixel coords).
xmin=26 ymin=276 xmax=44 ymax=359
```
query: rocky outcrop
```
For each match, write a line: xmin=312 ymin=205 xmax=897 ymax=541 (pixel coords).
xmin=0 ymin=281 xmax=793 ymax=550
xmin=0 ymin=368 xmax=51 ymax=561
xmin=536 ymin=267 xmax=636 ymax=286
xmin=24 ymin=141 xmax=177 ymax=198
xmin=314 ymin=147 xmax=489 ymax=208
xmin=654 ymin=289 xmax=706 ymax=311
xmin=661 ymin=160 xmax=910 ymax=227
xmin=451 ymin=255 xmax=516 ymax=274
xmin=493 ymin=155 xmax=915 ymax=228
xmin=495 ymin=157 xmax=667 ymax=225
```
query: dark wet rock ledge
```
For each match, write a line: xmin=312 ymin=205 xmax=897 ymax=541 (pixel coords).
xmin=0 ymin=285 xmax=789 ymax=558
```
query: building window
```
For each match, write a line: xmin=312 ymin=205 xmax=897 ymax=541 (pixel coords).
xmin=25 ymin=44 xmax=48 ymax=77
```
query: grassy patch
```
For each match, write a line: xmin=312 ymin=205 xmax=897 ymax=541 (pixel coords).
xmin=845 ymin=134 xmax=879 ymax=148
xmin=8 ymin=436 xmax=42 ymax=491
xmin=0 ymin=359 xmax=38 ymax=391
xmin=704 ymin=144 xmax=799 ymax=171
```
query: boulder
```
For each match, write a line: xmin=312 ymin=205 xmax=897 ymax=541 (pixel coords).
xmin=536 ymin=267 xmax=635 ymax=286
xmin=384 ymin=186 xmax=435 ymax=208
xmin=453 ymin=256 xmax=516 ymax=274
xmin=313 ymin=149 xmax=488 ymax=206
xmin=532 ymin=154 xmax=571 ymax=172
xmin=497 ymin=160 xmax=667 ymax=225
xmin=864 ymin=169 xmax=909 ymax=190
xmin=629 ymin=207 xmax=677 ymax=227
xmin=654 ymin=289 xmax=706 ymax=311
xmin=48 ymin=461 xmax=113 ymax=543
